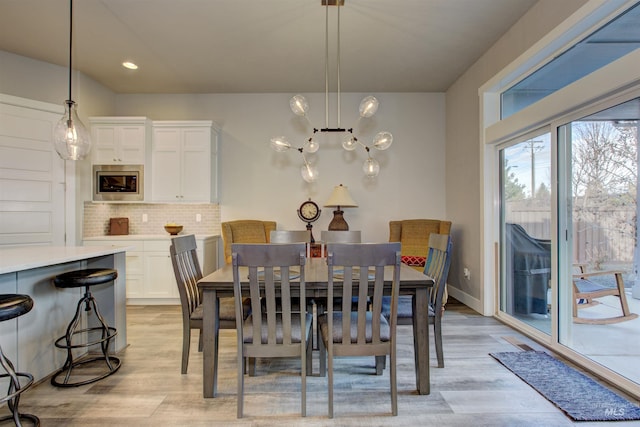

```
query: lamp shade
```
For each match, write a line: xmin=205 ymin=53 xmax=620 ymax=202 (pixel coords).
xmin=324 ymin=184 xmax=358 ymax=208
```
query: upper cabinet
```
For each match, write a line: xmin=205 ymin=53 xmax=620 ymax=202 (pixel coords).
xmin=151 ymin=121 xmax=219 ymax=203
xmin=90 ymin=117 xmax=151 ymax=165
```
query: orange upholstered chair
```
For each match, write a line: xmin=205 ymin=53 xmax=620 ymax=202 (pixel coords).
xmin=221 ymin=220 xmax=277 ymax=265
xmin=388 ymin=219 xmax=452 ymax=271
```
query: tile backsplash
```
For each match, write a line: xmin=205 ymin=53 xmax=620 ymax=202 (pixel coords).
xmin=83 ymin=202 xmax=220 ymax=237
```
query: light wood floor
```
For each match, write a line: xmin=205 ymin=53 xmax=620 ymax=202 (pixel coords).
xmin=10 ymin=302 xmax=640 ymax=426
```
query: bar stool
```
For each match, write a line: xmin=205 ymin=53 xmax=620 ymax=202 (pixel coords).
xmin=0 ymin=294 xmax=40 ymax=426
xmin=51 ymin=268 xmax=121 ymax=387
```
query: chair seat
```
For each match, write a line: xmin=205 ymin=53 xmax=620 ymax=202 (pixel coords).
xmin=190 ymin=297 xmax=239 ymax=322
xmin=53 ymin=268 xmax=117 ymax=288
xmin=319 ymin=312 xmax=390 ymax=343
xmin=0 ymin=294 xmax=34 ymax=322
xmin=243 ymin=313 xmax=312 ymax=344
xmin=574 ymin=278 xmax=608 ymax=293
xmin=394 ymin=295 xmax=435 ymax=320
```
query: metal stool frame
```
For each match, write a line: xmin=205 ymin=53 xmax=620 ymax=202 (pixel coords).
xmin=51 ymin=285 xmax=121 ymax=387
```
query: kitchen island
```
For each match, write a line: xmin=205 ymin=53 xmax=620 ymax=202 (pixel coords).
xmin=0 ymin=245 xmax=127 ymax=382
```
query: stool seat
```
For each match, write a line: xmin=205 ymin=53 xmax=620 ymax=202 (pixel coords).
xmin=53 ymin=268 xmax=117 ymax=288
xmin=0 ymin=294 xmax=34 ymax=321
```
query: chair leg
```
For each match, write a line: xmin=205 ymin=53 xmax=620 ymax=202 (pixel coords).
xmin=327 ymin=344 xmax=334 ymax=419
xmin=318 ymin=333 xmax=326 ymax=377
xmin=237 ymin=351 xmax=244 ymax=418
xmin=181 ymin=324 xmax=191 ymax=374
xmin=434 ymin=317 xmax=444 ymax=368
xmin=198 ymin=328 xmax=204 ymax=352
xmin=390 ymin=346 xmax=398 ymax=416
xmin=375 ymin=355 xmax=385 ymax=375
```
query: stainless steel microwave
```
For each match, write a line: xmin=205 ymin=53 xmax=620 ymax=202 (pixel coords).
xmin=93 ymin=165 xmax=144 ymax=201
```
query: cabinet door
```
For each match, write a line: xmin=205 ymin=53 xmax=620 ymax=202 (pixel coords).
xmin=124 ymin=252 xmax=144 ymax=299
xmin=92 ymin=125 xmax=146 ymax=164
xmin=144 ymin=252 xmax=178 ymax=298
xmin=181 ymin=127 xmax=211 ymax=202
xmin=118 ymin=126 xmax=146 ymax=164
xmin=92 ymin=126 xmax=119 ymax=164
xmin=151 ymin=128 xmax=182 ymax=201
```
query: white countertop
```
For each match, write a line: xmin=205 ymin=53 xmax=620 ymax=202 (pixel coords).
xmin=0 ymin=246 xmax=127 ymax=275
xmin=82 ymin=234 xmax=219 ymax=241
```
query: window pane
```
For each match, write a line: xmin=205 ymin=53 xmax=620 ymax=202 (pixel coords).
xmin=501 ymin=2 xmax=640 ymax=119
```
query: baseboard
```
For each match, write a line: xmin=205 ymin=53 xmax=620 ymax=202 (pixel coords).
xmin=447 ymin=285 xmax=485 ymax=315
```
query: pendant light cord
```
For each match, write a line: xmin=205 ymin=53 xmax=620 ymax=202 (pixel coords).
xmin=324 ymin=3 xmax=329 ymax=129
xmin=324 ymin=2 xmax=343 ymax=129
xmin=67 ymin=0 xmax=73 ymax=103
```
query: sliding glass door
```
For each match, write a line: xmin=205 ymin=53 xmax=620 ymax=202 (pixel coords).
xmin=499 ymin=131 xmax=552 ymax=334
xmin=557 ymin=97 xmax=640 ymax=385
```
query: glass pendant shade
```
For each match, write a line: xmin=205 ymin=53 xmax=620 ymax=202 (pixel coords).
xmin=342 ymin=136 xmax=357 ymax=151
xmin=305 ymin=137 xmax=319 ymax=153
xmin=290 ymin=94 xmax=309 ymax=116
xmin=301 ymin=162 xmax=319 ymax=183
xmin=359 ymin=96 xmax=379 ymax=118
xmin=270 ymin=136 xmax=292 ymax=152
xmin=363 ymin=156 xmax=380 ymax=177
xmin=53 ymin=100 xmax=91 ymax=160
xmin=373 ymin=131 xmax=393 ymax=150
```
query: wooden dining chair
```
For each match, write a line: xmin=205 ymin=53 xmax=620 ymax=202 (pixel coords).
xmin=232 ymin=243 xmax=312 ymax=418
xmin=319 ymin=242 xmax=401 ymax=418
xmin=383 ymin=233 xmax=452 ymax=368
xmin=170 ymin=234 xmax=245 ymax=374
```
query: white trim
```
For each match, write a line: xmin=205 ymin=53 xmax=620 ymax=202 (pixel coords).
xmin=0 ymin=93 xmax=63 ymax=114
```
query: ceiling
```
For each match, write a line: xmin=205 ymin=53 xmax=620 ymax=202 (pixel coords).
xmin=0 ymin=0 xmax=537 ymax=94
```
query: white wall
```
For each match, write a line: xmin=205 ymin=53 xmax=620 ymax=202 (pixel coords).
xmin=445 ymin=0 xmax=589 ymax=310
xmin=115 ymin=92 xmax=446 ymax=244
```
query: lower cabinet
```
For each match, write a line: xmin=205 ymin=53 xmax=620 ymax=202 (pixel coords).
xmin=83 ymin=235 xmax=218 ymax=304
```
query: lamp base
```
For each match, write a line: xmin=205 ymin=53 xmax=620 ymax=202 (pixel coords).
xmin=328 ymin=209 xmax=349 ymax=231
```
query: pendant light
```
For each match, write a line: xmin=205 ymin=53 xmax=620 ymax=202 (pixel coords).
xmin=270 ymin=0 xmax=393 ymax=183
xmin=53 ymin=0 xmax=92 ymax=161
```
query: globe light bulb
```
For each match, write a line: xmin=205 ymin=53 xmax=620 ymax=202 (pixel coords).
xmin=363 ymin=157 xmax=380 ymax=177
xmin=301 ymin=163 xmax=319 ymax=183
xmin=270 ymin=136 xmax=291 ymax=152
xmin=342 ymin=136 xmax=357 ymax=151
xmin=290 ymin=94 xmax=309 ymax=116
xmin=359 ymin=96 xmax=379 ymax=118
xmin=53 ymin=101 xmax=92 ymax=160
xmin=305 ymin=137 xmax=319 ymax=153
xmin=373 ymin=131 xmax=393 ymax=150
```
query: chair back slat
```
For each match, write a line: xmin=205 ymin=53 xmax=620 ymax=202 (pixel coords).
xmin=170 ymin=235 xmax=203 ymax=316
xmin=232 ymin=243 xmax=306 ymax=350
xmin=327 ymin=243 xmax=401 ymax=349
xmin=424 ymin=234 xmax=453 ymax=314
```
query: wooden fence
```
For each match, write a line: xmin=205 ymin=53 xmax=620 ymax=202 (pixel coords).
xmin=506 ymin=204 xmax=636 ymax=265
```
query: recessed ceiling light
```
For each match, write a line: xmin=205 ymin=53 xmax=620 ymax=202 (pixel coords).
xmin=122 ymin=61 xmax=138 ymax=70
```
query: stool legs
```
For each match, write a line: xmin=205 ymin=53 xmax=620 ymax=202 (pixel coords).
xmin=0 ymin=344 xmax=40 ymax=426
xmin=51 ymin=286 xmax=121 ymax=387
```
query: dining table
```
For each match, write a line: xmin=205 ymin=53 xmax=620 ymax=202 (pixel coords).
xmin=197 ymin=256 xmax=434 ymax=398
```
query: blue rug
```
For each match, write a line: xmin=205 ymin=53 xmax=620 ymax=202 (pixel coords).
xmin=490 ymin=351 xmax=640 ymax=421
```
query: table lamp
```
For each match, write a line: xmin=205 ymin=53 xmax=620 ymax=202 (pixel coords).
xmin=324 ymin=184 xmax=358 ymax=230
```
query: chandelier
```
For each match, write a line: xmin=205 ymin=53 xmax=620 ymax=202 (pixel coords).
xmin=270 ymin=0 xmax=393 ymax=183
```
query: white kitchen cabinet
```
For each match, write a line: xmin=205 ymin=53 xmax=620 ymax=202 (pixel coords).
xmin=90 ymin=117 xmax=151 ymax=165
xmin=83 ymin=235 xmax=218 ymax=305
xmin=151 ymin=121 xmax=218 ymax=202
